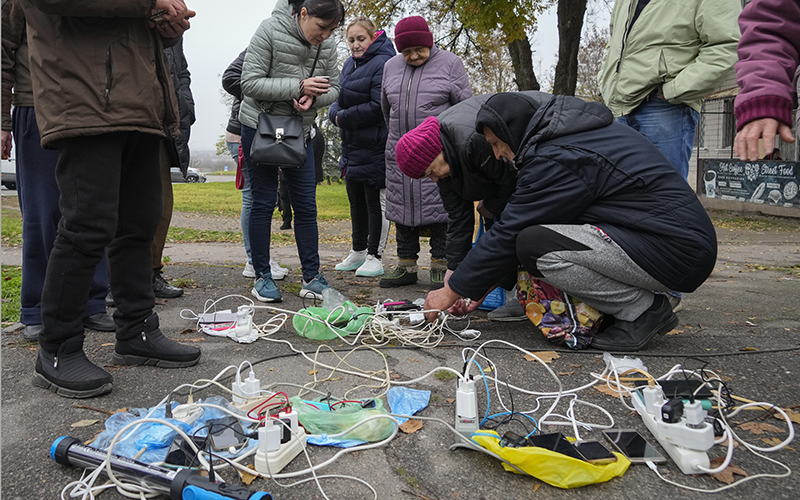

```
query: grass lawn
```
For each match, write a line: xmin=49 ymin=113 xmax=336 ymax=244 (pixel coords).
xmin=172 ymin=181 xmax=349 ymax=220
xmin=1 ymin=265 xmax=22 ymax=325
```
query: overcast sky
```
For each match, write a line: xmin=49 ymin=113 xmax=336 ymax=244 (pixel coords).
xmin=183 ymin=0 xmax=611 ymax=152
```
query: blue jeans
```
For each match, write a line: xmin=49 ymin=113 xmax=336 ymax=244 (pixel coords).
xmin=241 ymin=125 xmax=320 ymax=282
xmin=227 ymin=140 xmax=251 ymax=262
xmin=616 ymin=97 xmax=699 ymax=180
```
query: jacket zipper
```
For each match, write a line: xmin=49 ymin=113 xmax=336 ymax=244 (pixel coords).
xmin=404 ymin=66 xmax=416 ymax=225
xmin=615 ymin=0 xmax=638 ymax=73
xmin=104 ymin=45 xmax=114 ymax=111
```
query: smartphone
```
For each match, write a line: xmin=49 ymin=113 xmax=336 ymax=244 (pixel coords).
xmin=164 ymin=435 xmax=208 ymax=466
xmin=527 ymin=432 xmax=586 ymax=461
xmin=206 ymin=416 xmax=248 ymax=451
xmin=602 ymin=429 xmax=666 ymax=464
xmin=574 ymin=440 xmax=618 ymax=465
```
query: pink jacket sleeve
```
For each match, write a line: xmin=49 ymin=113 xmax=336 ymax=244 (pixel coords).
xmin=733 ymin=0 xmax=800 ymax=130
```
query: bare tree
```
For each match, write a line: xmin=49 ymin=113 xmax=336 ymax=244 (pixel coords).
xmin=575 ymin=24 xmax=608 ymax=102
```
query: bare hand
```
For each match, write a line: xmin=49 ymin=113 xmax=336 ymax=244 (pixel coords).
xmin=1 ymin=131 xmax=11 ymax=159
xmin=423 ymin=286 xmax=460 ymax=322
xmin=301 ymin=77 xmax=330 ymax=98
xmin=734 ymin=118 xmax=795 ymax=161
xmin=476 ymin=200 xmax=493 ymax=219
xmin=153 ymin=0 xmax=188 ymax=22
xmin=293 ymin=96 xmax=313 ymax=112
xmin=156 ymin=18 xmax=190 ymax=38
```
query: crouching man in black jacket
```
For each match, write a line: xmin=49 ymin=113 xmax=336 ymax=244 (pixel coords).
xmin=397 ymin=92 xmax=717 ymax=351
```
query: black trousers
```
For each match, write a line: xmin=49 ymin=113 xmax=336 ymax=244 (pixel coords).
xmin=346 ymin=179 xmax=383 ymax=257
xmin=39 ymin=132 xmax=163 ymax=352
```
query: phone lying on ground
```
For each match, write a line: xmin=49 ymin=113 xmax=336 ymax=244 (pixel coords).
xmin=602 ymin=429 xmax=666 ymax=464
xmin=527 ymin=432 xmax=586 ymax=461
xmin=164 ymin=435 xmax=208 ymax=467
xmin=574 ymin=440 xmax=618 ymax=465
xmin=206 ymin=416 xmax=248 ymax=451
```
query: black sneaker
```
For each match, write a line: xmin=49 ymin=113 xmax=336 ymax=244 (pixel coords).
xmin=105 ymin=289 xmax=116 ymax=307
xmin=153 ymin=272 xmax=184 ymax=299
xmin=591 ymin=295 xmax=678 ymax=352
xmin=33 ymin=336 xmax=113 ymax=398
xmin=112 ymin=314 xmax=200 ymax=368
xmin=430 ymin=268 xmax=446 ymax=290
xmin=379 ymin=266 xmax=418 ymax=288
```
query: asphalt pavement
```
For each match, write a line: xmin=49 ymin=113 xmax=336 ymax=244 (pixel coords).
xmin=2 ymin=209 xmax=799 ymax=500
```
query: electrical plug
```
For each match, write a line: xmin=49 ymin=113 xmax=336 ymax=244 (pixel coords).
xmin=232 ymin=366 xmax=259 ymax=405
xmin=455 ymin=378 xmax=478 ymax=438
xmin=683 ymin=400 xmax=706 ymax=427
xmin=258 ymin=419 xmax=282 ymax=453
xmin=172 ymin=403 xmax=203 ymax=424
xmin=233 ymin=306 xmax=254 ymax=341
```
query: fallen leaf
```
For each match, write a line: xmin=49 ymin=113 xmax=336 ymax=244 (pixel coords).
xmin=777 ymin=408 xmax=800 ymax=425
xmin=533 ymin=483 xmax=541 ymax=493
xmin=665 ymin=329 xmax=683 ymax=335
xmin=181 ymin=338 xmax=205 ymax=342
xmin=557 ymin=371 xmax=574 ymax=376
xmin=308 ymin=370 xmax=318 ymax=375
xmin=71 ymin=419 xmax=99 ymax=428
xmin=101 ymin=342 xmax=115 ymax=347
xmin=399 ymin=419 xmax=423 ymax=434
xmin=390 ymin=373 xmax=401 ymax=379
xmin=708 ymin=457 xmax=748 ymax=485
xmin=179 ymin=328 xmax=195 ymax=335
xmin=740 ymin=347 xmax=758 ymax=352
xmin=270 ymin=367 xmax=275 ymax=371
xmin=524 ymin=351 xmax=560 ymax=363
xmin=445 ymin=398 xmax=455 ymax=404
xmin=407 ymin=358 xmax=419 ymax=362
xmin=240 ymin=465 xmax=258 ymax=486
xmin=595 ymin=385 xmax=630 ymax=398
xmin=760 ymin=437 xmax=785 ymax=447
xmin=737 ymin=422 xmax=786 ymax=435
xmin=715 ymin=373 xmax=732 ymax=382
xmin=570 ymin=364 xmax=582 ymax=368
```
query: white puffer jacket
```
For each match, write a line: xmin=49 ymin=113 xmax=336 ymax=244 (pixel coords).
xmin=239 ymin=0 xmax=340 ymax=134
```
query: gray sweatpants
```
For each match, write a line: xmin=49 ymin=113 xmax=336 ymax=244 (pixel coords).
xmin=516 ymin=224 xmax=669 ymax=321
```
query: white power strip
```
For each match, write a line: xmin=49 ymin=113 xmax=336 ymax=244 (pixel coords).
xmin=254 ymin=431 xmax=306 ymax=475
xmin=455 ymin=378 xmax=478 ymax=439
xmin=632 ymin=385 xmax=714 ymax=474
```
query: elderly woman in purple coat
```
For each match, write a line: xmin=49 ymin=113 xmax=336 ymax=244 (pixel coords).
xmin=379 ymin=15 xmax=472 ymax=289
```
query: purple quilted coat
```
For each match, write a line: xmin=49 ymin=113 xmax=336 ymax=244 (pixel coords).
xmin=381 ymin=45 xmax=472 ymax=227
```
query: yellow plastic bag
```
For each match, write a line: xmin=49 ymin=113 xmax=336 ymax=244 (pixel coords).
xmin=470 ymin=431 xmax=630 ymax=489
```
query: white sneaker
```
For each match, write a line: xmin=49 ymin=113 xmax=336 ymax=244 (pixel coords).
xmin=270 ymin=258 xmax=288 ymax=280
xmin=355 ymin=254 xmax=384 ymax=277
xmin=335 ymin=249 xmax=367 ymax=271
xmin=243 ymin=261 xmax=256 ymax=278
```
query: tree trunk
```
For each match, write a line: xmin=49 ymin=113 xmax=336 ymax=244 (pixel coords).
xmin=507 ymin=37 xmax=540 ymax=91
xmin=553 ymin=0 xmax=588 ymax=96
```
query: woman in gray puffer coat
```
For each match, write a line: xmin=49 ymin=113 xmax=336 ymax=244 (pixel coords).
xmin=379 ymin=15 xmax=472 ymax=289
xmin=239 ymin=0 xmax=343 ymax=304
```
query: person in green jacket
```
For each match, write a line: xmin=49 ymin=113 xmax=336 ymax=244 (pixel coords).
xmin=598 ymin=0 xmax=741 ymax=180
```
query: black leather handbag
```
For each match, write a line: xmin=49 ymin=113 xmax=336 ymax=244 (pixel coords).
xmin=250 ymin=47 xmax=321 ymax=168
xmin=250 ymin=110 xmax=306 ymax=168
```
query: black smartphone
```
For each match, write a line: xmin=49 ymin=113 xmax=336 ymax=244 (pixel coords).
xmin=164 ymin=435 xmax=208 ymax=466
xmin=574 ymin=440 xmax=618 ymax=465
xmin=527 ymin=432 xmax=586 ymax=461
xmin=500 ymin=431 xmax=528 ymax=448
xmin=206 ymin=416 xmax=248 ymax=451
xmin=602 ymin=429 xmax=667 ymax=464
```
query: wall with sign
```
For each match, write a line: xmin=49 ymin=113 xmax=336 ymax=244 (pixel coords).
xmin=698 ymin=159 xmax=800 ymax=209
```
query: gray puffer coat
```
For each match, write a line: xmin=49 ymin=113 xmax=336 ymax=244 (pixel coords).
xmin=239 ymin=0 xmax=340 ymax=134
xmin=381 ymin=45 xmax=472 ymax=227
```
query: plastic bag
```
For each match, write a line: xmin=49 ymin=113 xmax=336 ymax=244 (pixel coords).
xmin=470 ymin=431 xmax=630 ymax=489
xmin=517 ymin=270 xmax=603 ymax=350
xmin=292 ymin=302 xmax=373 ymax=340
xmin=386 ymin=387 xmax=430 ymax=424
xmin=289 ymin=396 xmax=396 ymax=445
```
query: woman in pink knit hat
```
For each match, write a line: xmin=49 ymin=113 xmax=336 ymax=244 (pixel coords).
xmin=379 ymin=15 xmax=472 ymax=289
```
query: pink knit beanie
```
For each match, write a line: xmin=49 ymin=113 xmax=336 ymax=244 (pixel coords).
xmin=393 ymin=16 xmax=433 ymax=52
xmin=396 ymin=116 xmax=442 ymax=179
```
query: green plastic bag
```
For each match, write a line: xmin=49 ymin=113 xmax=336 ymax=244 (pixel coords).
xmin=289 ymin=396 xmax=395 ymax=442
xmin=291 ymin=302 xmax=373 ymax=340
xmin=471 ymin=431 xmax=630 ymax=489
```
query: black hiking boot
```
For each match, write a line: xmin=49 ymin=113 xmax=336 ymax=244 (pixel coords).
xmin=591 ymin=295 xmax=678 ymax=352
xmin=379 ymin=266 xmax=418 ymax=288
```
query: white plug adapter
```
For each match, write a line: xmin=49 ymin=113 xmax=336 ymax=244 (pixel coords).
xmin=455 ymin=378 xmax=478 ymax=438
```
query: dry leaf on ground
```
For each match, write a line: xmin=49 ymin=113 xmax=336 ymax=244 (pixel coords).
xmin=181 ymin=338 xmax=205 ymax=342
xmin=399 ymin=419 xmax=423 ymax=434
xmin=524 ymin=351 xmax=560 ymax=363
xmin=240 ymin=465 xmax=258 ymax=486
xmin=775 ymin=408 xmax=800 ymax=425
xmin=533 ymin=483 xmax=541 ymax=493
xmin=737 ymin=421 xmax=786 ymax=435
xmin=708 ymin=457 xmax=748 ymax=485
xmin=445 ymin=398 xmax=455 ymax=404
xmin=557 ymin=371 xmax=574 ymax=376
xmin=665 ymin=329 xmax=683 ymax=336
xmin=71 ymin=419 xmax=99 ymax=428
xmin=390 ymin=373 xmax=401 ymax=379
xmin=595 ymin=385 xmax=630 ymax=398
xmin=308 ymin=370 xmax=318 ymax=375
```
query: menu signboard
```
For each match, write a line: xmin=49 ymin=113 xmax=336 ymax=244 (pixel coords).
xmin=698 ymin=159 xmax=800 ymax=208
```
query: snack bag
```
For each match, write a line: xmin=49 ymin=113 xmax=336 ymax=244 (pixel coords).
xmin=517 ymin=270 xmax=603 ymax=349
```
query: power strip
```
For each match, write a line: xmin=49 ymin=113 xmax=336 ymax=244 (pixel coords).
xmin=254 ymin=431 xmax=306 ymax=475
xmin=454 ymin=378 xmax=478 ymax=439
xmin=632 ymin=385 xmax=714 ymax=474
